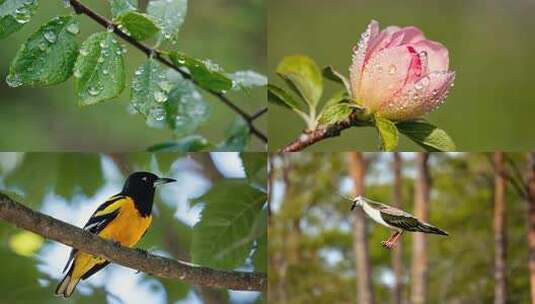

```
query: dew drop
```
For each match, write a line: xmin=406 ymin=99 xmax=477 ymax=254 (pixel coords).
xmin=149 ymin=108 xmax=166 ymax=121
xmin=107 ymin=25 xmax=114 ymax=33
xmin=38 ymin=42 xmax=47 ymax=51
xmin=97 ymin=57 xmax=104 ymax=63
xmin=154 ymin=90 xmax=168 ymax=103
xmin=102 ymin=69 xmax=109 ymax=75
xmin=6 ymin=74 xmax=22 ymax=87
xmin=43 ymin=31 xmax=56 ymax=43
xmin=74 ymin=69 xmax=82 ymax=78
xmin=388 ymin=64 xmax=397 ymax=75
xmin=66 ymin=22 xmax=79 ymax=35
xmin=88 ymin=86 xmax=102 ymax=96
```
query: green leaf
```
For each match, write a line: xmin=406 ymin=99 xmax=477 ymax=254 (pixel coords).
xmin=110 ymin=0 xmax=136 ymax=18
xmin=6 ymin=16 xmax=79 ymax=87
xmin=318 ymin=103 xmax=353 ymax=125
xmin=322 ymin=65 xmax=349 ymax=88
xmin=115 ymin=11 xmax=159 ymax=41
xmin=74 ymin=32 xmax=126 ymax=106
xmin=169 ymin=51 xmax=232 ymax=92
xmin=397 ymin=120 xmax=456 ymax=151
xmin=267 ymin=83 xmax=302 ymax=111
xmin=147 ymin=0 xmax=187 ymax=42
xmin=191 ymin=179 xmax=266 ymax=269
xmin=217 ymin=117 xmax=250 ymax=151
xmin=253 ymin=225 xmax=267 ymax=272
xmin=240 ymin=152 xmax=267 ymax=187
xmin=147 ymin=135 xmax=211 ymax=152
xmin=163 ymin=76 xmax=209 ymax=135
xmin=131 ymin=58 xmax=171 ymax=116
xmin=227 ymin=70 xmax=267 ymax=91
xmin=0 ymin=0 xmax=38 ymax=39
xmin=375 ymin=116 xmax=399 ymax=151
xmin=276 ymin=55 xmax=323 ymax=108
xmin=322 ymin=90 xmax=350 ymax=109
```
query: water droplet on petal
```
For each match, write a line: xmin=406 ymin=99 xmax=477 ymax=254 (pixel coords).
xmin=149 ymin=108 xmax=166 ymax=121
xmin=154 ymin=90 xmax=168 ymax=103
xmin=388 ymin=64 xmax=397 ymax=75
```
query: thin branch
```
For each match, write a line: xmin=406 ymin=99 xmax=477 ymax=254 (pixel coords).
xmin=250 ymin=108 xmax=268 ymax=121
xmin=0 ymin=192 xmax=266 ymax=291
xmin=67 ymin=0 xmax=267 ymax=143
xmin=279 ymin=113 xmax=368 ymax=152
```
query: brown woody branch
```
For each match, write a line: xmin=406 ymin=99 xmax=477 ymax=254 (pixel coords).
xmin=68 ymin=0 xmax=267 ymax=143
xmin=0 ymin=192 xmax=266 ymax=291
xmin=279 ymin=113 xmax=368 ymax=152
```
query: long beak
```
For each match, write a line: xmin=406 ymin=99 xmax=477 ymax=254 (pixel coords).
xmin=350 ymin=201 xmax=358 ymax=211
xmin=154 ymin=177 xmax=176 ymax=186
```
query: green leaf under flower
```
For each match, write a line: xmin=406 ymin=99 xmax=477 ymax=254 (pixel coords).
xmin=375 ymin=116 xmax=399 ymax=151
xmin=397 ymin=120 xmax=456 ymax=152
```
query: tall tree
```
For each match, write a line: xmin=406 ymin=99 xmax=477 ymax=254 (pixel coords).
xmin=527 ymin=152 xmax=535 ymax=303
xmin=347 ymin=152 xmax=375 ymax=304
xmin=392 ymin=153 xmax=403 ymax=304
xmin=411 ymin=153 xmax=430 ymax=304
xmin=493 ymin=152 xmax=507 ymax=304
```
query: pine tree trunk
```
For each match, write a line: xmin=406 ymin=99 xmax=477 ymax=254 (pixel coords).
xmin=392 ymin=153 xmax=403 ymax=304
xmin=527 ymin=153 xmax=535 ymax=303
xmin=411 ymin=153 xmax=430 ymax=304
xmin=493 ymin=152 xmax=507 ymax=304
xmin=347 ymin=152 xmax=375 ymax=304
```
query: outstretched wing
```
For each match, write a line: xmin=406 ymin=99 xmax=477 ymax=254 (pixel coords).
xmin=380 ymin=211 xmax=448 ymax=235
xmin=62 ymin=195 xmax=126 ymax=273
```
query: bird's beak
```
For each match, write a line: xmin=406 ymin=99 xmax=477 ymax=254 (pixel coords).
xmin=350 ymin=201 xmax=357 ymax=211
xmin=154 ymin=177 xmax=176 ymax=186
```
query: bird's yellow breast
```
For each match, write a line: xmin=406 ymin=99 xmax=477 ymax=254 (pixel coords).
xmin=98 ymin=198 xmax=152 ymax=247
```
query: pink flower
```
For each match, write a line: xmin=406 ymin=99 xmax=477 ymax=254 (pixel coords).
xmin=349 ymin=20 xmax=455 ymax=121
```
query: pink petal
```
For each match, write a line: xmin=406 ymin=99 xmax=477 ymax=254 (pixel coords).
xmin=349 ymin=20 xmax=380 ymax=99
xmin=366 ymin=26 xmax=401 ymax=60
xmin=357 ymin=46 xmax=415 ymax=112
xmin=378 ymin=71 xmax=456 ymax=121
xmin=412 ymin=40 xmax=449 ymax=72
xmin=397 ymin=26 xmax=425 ymax=44
xmin=405 ymin=46 xmax=424 ymax=84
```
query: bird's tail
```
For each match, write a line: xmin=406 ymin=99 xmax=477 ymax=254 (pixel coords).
xmin=55 ymin=269 xmax=80 ymax=298
xmin=418 ymin=222 xmax=449 ymax=236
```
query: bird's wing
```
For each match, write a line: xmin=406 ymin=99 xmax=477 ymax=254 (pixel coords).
xmin=62 ymin=195 xmax=126 ymax=273
xmin=379 ymin=211 xmax=421 ymax=231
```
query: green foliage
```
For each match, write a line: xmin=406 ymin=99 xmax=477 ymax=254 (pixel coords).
xmin=276 ymin=55 xmax=323 ymax=108
xmin=374 ymin=116 xmax=399 ymax=151
xmin=6 ymin=15 xmax=78 ymax=87
xmin=240 ymin=152 xmax=267 ymax=187
xmin=0 ymin=0 xmax=38 ymax=39
xmin=147 ymin=0 xmax=187 ymax=42
xmin=317 ymin=91 xmax=353 ymax=125
xmin=322 ymin=65 xmax=349 ymax=89
xmin=74 ymin=32 xmax=125 ymax=106
xmin=268 ymin=83 xmax=303 ymax=111
xmin=191 ymin=179 xmax=266 ymax=269
xmin=109 ymin=0 xmax=136 ymax=18
xmin=115 ymin=11 xmax=159 ymax=41
xmin=164 ymin=77 xmax=209 ymax=135
xmin=169 ymin=51 xmax=233 ymax=92
xmin=147 ymin=135 xmax=211 ymax=152
xmin=218 ymin=117 xmax=250 ymax=151
xmin=397 ymin=120 xmax=456 ymax=152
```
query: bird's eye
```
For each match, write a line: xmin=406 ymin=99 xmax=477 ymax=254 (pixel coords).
xmin=142 ymin=177 xmax=148 ymax=182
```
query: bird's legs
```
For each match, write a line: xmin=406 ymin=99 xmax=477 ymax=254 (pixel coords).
xmin=381 ymin=231 xmax=403 ymax=249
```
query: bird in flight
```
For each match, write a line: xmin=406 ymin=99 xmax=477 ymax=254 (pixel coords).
xmin=350 ymin=195 xmax=448 ymax=249
xmin=55 ymin=171 xmax=176 ymax=297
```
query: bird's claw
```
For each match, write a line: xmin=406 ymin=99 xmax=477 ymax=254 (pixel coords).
xmin=381 ymin=240 xmax=394 ymax=249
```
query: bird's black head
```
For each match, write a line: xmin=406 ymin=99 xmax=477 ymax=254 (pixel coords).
xmin=121 ymin=171 xmax=176 ymax=217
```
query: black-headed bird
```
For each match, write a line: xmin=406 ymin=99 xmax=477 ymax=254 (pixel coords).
xmin=55 ymin=171 xmax=175 ymax=297
xmin=350 ymin=195 xmax=448 ymax=249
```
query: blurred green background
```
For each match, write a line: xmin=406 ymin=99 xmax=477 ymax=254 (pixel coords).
xmin=0 ymin=152 xmax=267 ymax=303
xmin=268 ymin=0 xmax=535 ymax=151
xmin=0 ymin=0 xmax=266 ymax=151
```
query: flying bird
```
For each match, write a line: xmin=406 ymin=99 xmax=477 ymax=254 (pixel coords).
xmin=350 ymin=195 xmax=448 ymax=249
xmin=55 ymin=171 xmax=176 ymax=297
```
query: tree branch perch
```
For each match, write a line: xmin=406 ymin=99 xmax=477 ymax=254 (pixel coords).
xmin=0 ymin=192 xmax=266 ymax=291
xmin=67 ymin=0 xmax=267 ymax=143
